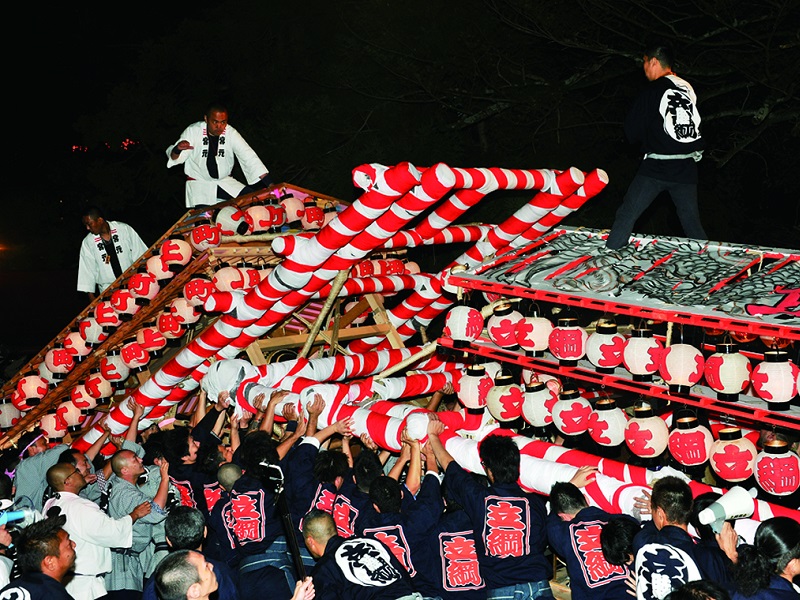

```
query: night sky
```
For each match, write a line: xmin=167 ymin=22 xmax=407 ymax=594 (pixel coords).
xmin=2 ymin=1 xmax=798 ymax=364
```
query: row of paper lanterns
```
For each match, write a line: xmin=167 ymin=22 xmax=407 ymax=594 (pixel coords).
xmin=453 ymin=362 xmax=799 ymax=496
xmin=444 ymin=302 xmax=800 ymax=410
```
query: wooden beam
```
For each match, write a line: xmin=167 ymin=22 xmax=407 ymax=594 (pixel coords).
xmin=255 ymin=324 xmax=390 ymax=352
xmin=365 ymin=294 xmax=405 ymax=349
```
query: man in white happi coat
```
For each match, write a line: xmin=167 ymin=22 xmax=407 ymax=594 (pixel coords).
xmin=166 ymin=104 xmax=272 ymax=208
xmin=77 ymin=206 xmax=148 ymax=299
xmin=44 ymin=462 xmax=152 ymax=600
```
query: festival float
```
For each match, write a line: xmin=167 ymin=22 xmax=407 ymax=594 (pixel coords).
xmin=0 ymin=162 xmax=798 ymax=535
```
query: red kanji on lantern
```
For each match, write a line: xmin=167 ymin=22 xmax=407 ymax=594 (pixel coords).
xmin=710 ymin=428 xmax=757 ymax=483
xmin=754 ymin=441 xmax=800 ymax=496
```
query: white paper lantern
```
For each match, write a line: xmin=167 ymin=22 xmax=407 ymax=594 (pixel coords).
xmin=668 ymin=415 xmax=713 ymax=467
xmin=454 ymin=365 xmax=492 ymax=410
xmin=45 ymin=344 xmax=74 ymax=379
xmin=146 ymin=255 xmax=174 ymax=282
xmin=443 ymin=305 xmax=484 ymax=348
xmin=63 ymin=329 xmax=91 ymax=360
xmin=754 ymin=440 xmax=800 ymax=497
xmin=158 ymin=310 xmax=186 ymax=339
xmin=622 ymin=327 xmax=663 ymax=382
xmin=548 ymin=317 xmax=588 ymax=366
xmin=100 ymin=350 xmax=131 ymax=384
xmin=280 ymin=192 xmax=305 ymax=226
xmin=485 ymin=370 xmax=524 ymax=423
xmin=246 ymin=202 xmax=272 ymax=233
xmin=521 ymin=379 xmax=558 ymax=428
xmin=265 ymin=197 xmax=288 ymax=232
xmin=215 ymin=205 xmax=251 ymax=236
xmin=57 ymin=399 xmax=85 ymax=432
xmin=587 ymin=398 xmax=627 ymax=447
xmin=624 ymin=404 xmax=669 ymax=458
xmin=189 ymin=220 xmax=221 ymax=251
xmin=213 ymin=264 xmax=247 ymax=293
xmin=487 ymin=302 xmax=523 ymax=349
xmin=16 ymin=372 xmax=49 ymax=406
xmin=170 ymin=296 xmax=201 ymax=325
xmin=183 ymin=274 xmax=216 ymax=307
xmin=585 ymin=321 xmax=625 ymax=374
xmin=94 ymin=300 xmax=122 ymax=330
xmin=160 ymin=234 xmax=194 ymax=273
xmin=750 ymin=350 xmax=800 ymax=411
xmin=300 ymin=198 xmax=325 ymax=231
xmin=39 ymin=412 xmax=67 ymax=442
xmin=84 ymin=369 xmax=113 ymax=402
xmin=703 ymin=342 xmax=752 ymax=402
xmin=136 ymin=324 xmax=168 ymax=355
xmin=78 ymin=316 xmax=108 ymax=346
xmin=0 ymin=398 xmax=21 ymax=430
xmin=37 ymin=361 xmax=59 ymax=386
xmin=660 ymin=343 xmax=704 ymax=394
xmin=552 ymin=389 xmax=593 ymax=436
xmin=121 ymin=338 xmax=150 ymax=371
xmin=127 ymin=269 xmax=160 ymax=305
xmin=110 ymin=288 xmax=140 ymax=321
xmin=515 ymin=313 xmax=554 ymax=358
xmin=70 ymin=384 xmax=98 ymax=415
xmin=709 ymin=427 xmax=758 ymax=483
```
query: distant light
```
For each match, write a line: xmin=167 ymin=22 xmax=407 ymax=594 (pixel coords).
xmin=120 ymin=138 xmax=139 ymax=151
xmin=71 ymin=145 xmax=89 ymax=153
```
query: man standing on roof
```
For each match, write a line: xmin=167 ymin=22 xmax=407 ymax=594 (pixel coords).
xmin=605 ymin=43 xmax=706 ymax=250
xmin=77 ymin=206 xmax=148 ymax=300
xmin=166 ymin=104 xmax=273 ymax=208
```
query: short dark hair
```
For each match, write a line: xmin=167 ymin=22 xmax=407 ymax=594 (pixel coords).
xmin=314 ymin=451 xmax=350 ymax=484
xmin=650 ymin=476 xmax=692 ymax=525
xmin=205 ymin=103 xmax=229 ymax=117
xmin=354 ymin=449 xmax=383 ymax=493
xmin=664 ymin=579 xmax=731 ymax=600
xmin=302 ymin=508 xmax=337 ymax=543
xmin=600 ymin=516 xmax=641 ymax=566
xmin=369 ymin=476 xmax=402 ymax=513
xmin=165 ymin=507 xmax=206 ymax=551
xmin=644 ymin=43 xmax=675 ymax=69
xmin=81 ymin=206 xmax=105 ymax=221
xmin=15 ymin=515 xmax=67 ymax=574
xmin=160 ymin=428 xmax=193 ymax=465
xmin=548 ymin=482 xmax=588 ymax=516
xmin=154 ymin=549 xmax=200 ymax=600
xmin=479 ymin=435 xmax=520 ymax=484
xmin=239 ymin=430 xmax=279 ymax=473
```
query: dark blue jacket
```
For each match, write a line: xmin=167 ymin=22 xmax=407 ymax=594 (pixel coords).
xmin=443 ymin=461 xmax=550 ymax=590
xmin=546 ymin=506 xmax=637 ymax=600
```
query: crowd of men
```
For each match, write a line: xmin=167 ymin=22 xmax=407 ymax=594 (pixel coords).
xmin=1 ymin=386 xmax=797 ymax=600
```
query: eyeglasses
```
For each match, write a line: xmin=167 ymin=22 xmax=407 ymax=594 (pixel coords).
xmin=64 ymin=469 xmax=81 ymax=483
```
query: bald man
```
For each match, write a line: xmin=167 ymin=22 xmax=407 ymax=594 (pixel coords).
xmin=106 ymin=450 xmax=170 ymax=599
xmin=44 ymin=462 xmax=151 ymax=600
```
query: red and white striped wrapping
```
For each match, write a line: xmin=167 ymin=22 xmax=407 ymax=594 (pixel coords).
xmin=382 ymin=225 xmax=492 ymax=250
xmin=129 ymin=163 xmax=421 ymax=409
xmin=312 ymin=274 xmax=435 ymax=300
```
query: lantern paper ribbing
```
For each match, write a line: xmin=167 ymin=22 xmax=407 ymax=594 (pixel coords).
xmin=587 ymin=398 xmax=627 ymax=447
xmin=515 ymin=314 xmax=553 ymax=358
xmin=454 ymin=365 xmax=492 ymax=410
xmin=485 ymin=371 xmax=524 ymax=423
xmin=668 ymin=415 xmax=713 ymax=467
xmin=624 ymin=405 xmax=669 ymax=458
xmin=443 ymin=305 xmax=484 ymax=348
xmin=552 ymin=389 xmax=592 ymax=436
xmin=486 ymin=302 xmax=523 ymax=349
xmin=660 ymin=343 xmax=704 ymax=394
xmin=622 ymin=328 xmax=662 ymax=382
xmin=704 ymin=343 xmax=751 ymax=402
xmin=754 ymin=441 xmax=800 ymax=497
xmin=750 ymin=350 xmax=799 ymax=411
xmin=585 ymin=322 xmax=625 ymax=374
xmin=710 ymin=428 xmax=757 ymax=483
xmin=521 ymin=380 xmax=558 ymax=428
xmin=548 ymin=318 xmax=587 ymax=367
